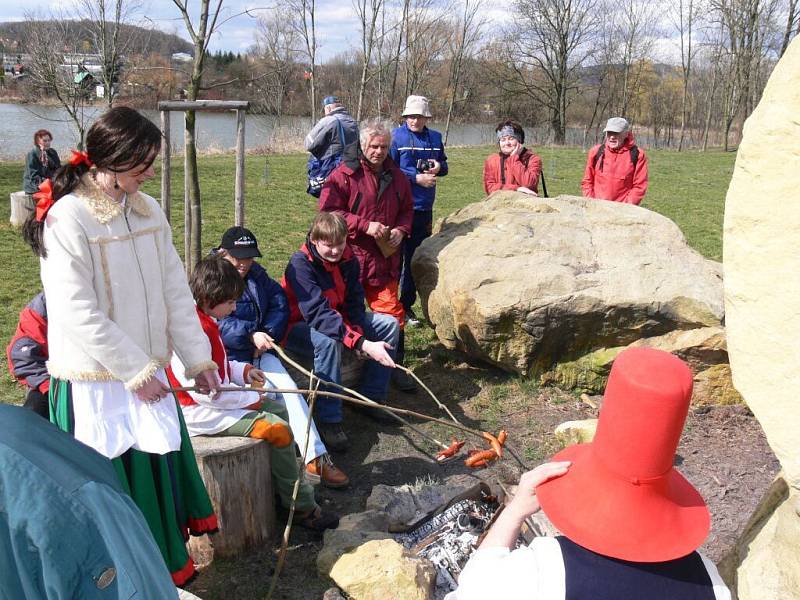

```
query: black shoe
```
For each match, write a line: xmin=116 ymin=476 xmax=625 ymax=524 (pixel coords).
xmin=392 ymin=368 xmax=418 ymax=393
xmin=318 ymin=422 xmax=349 ymax=452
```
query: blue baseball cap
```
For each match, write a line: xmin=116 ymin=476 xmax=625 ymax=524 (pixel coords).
xmin=322 ymin=95 xmax=339 ymax=108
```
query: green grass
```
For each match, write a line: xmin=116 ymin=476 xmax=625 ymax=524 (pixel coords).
xmin=0 ymin=146 xmax=735 ymax=405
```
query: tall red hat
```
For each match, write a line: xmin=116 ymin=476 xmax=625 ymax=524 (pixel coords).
xmin=536 ymin=347 xmax=710 ymax=562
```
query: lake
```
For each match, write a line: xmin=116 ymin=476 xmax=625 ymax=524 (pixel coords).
xmin=0 ymin=102 xmax=505 ymax=160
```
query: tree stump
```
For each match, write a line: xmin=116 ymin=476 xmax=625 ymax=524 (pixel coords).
xmin=188 ymin=436 xmax=275 ymax=567
xmin=10 ymin=192 xmax=32 ymax=227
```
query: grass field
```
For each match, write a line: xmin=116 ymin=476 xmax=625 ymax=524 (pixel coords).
xmin=0 ymin=145 xmax=735 ymax=405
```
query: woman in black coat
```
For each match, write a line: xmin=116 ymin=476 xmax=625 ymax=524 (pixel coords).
xmin=22 ymin=129 xmax=61 ymax=199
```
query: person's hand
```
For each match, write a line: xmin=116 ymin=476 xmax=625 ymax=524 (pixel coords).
xmin=194 ymin=369 xmax=220 ymax=395
xmin=248 ymin=367 xmax=266 ymax=387
xmin=505 ymin=461 xmax=571 ymax=520
xmin=388 ymin=228 xmax=405 ymax=247
xmin=516 ymin=186 xmax=538 ymax=196
xmin=428 ymin=159 xmax=442 ymax=175
xmin=511 ymin=140 xmax=523 ymax=156
xmin=361 ymin=339 xmax=396 ymax=368
xmin=366 ymin=221 xmax=389 ymax=239
xmin=252 ymin=331 xmax=275 ymax=352
xmin=134 ymin=377 xmax=169 ymax=404
xmin=416 ymin=173 xmax=436 ymax=188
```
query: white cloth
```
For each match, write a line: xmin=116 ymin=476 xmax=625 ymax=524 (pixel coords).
xmin=256 ymin=352 xmax=326 ymax=463
xmin=71 ymin=369 xmax=182 ymax=459
xmin=445 ymin=537 xmax=731 ymax=600
xmin=171 ymin=350 xmax=261 ymax=437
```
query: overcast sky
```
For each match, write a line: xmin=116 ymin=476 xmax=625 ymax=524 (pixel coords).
xmin=0 ymin=0 xmax=517 ymax=61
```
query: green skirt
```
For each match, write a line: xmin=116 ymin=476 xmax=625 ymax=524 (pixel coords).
xmin=49 ymin=378 xmax=218 ymax=586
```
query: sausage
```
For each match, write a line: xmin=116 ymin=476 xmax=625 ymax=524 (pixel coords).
xmin=436 ymin=439 xmax=465 ymax=462
xmin=465 ymin=449 xmax=498 ymax=467
xmin=497 ymin=430 xmax=508 ymax=445
xmin=482 ymin=431 xmax=503 ymax=458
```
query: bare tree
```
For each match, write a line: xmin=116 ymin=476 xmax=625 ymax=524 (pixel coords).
xmin=253 ymin=10 xmax=301 ymax=116
xmin=22 ymin=16 xmax=92 ymax=148
xmin=354 ymin=0 xmax=384 ymax=119
xmin=403 ymin=0 xmax=450 ymax=98
xmin=443 ymin=0 xmax=485 ymax=144
xmin=506 ymin=0 xmax=600 ymax=143
xmin=171 ymin=0 xmax=224 ymax=272
xmin=74 ymin=0 xmax=144 ymax=107
xmin=779 ymin=0 xmax=800 ymax=56
xmin=615 ymin=0 xmax=660 ymax=116
xmin=673 ymin=0 xmax=702 ymax=150
xmin=282 ymin=0 xmax=318 ymax=119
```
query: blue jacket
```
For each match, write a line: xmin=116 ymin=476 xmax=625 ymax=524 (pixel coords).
xmin=390 ymin=123 xmax=448 ymax=211
xmin=219 ymin=261 xmax=290 ymax=362
xmin=0 ymin=404 xmax=178 ymax=598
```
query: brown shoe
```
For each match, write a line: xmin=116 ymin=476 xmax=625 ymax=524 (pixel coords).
xmin=306 ymin=454 xmax=350 ymax=489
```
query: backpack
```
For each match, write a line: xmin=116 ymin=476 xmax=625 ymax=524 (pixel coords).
xmin=307 ymin=117 xmax=348 ymax=198
xmin=592 ymin=144 xmax=639 ymax=172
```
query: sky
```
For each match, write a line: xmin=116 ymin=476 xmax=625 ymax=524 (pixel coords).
xmin=0 ymin=0 xmax=514 ymax=62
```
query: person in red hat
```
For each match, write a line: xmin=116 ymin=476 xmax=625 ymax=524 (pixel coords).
xmin=446 ymin=347 xmax=731 ymax=600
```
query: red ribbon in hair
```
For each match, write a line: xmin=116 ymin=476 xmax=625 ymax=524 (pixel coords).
xmin=33 ymin=178 xmax=55 ymax=222
xmin=68 ymin=149 xmax=93 ymax=168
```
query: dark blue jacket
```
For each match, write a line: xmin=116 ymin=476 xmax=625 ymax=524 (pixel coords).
xmin=219 ymin=261 xmax=289 ymax=362
xmin=281 ymin=240 xmax=367 ymax=350
xmin=390 ymin=123 xmax=448 ymax=211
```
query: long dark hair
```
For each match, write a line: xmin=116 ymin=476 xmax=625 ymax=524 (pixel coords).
xmin=23 ymin=106 xmax=162 ymax=257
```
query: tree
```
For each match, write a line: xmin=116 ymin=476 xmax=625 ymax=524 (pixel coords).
xmin=506 ymin=0 xmax=600 ymax=143
xmin=172 ymin=0 xmax=224 ymax=273
xmin=673 ymin=0 xmax=702 ymax=150
xmin=354 ymin=0 xmax=384 ymax=119
xmin=253 ymin=9 xmax=301 ymax=116
xmin=282 ymin=0 xmax=318 ymax=119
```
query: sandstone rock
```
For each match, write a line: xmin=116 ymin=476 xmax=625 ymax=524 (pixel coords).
xmin=540 ymin=346 xmax=623 ymax=393
xmin=629 ymin=326 xmax=728 ymax=371
xmin=554 ymin=419 xmax=598 ymax=445
xmin=692 ymin=364 xmax=744 ymax=406
xmin=317 ymin=529 xmax=392 ymax=577
xmin=337 ymin=509 xmax=390 ymax=533
xmin=723 ymin=36 xmax=800 ymax=598
xmin=329 ymin=539 xmax=436 ymax=600
xmin=365 ymin=484 xmax=418 ymax=531
xmin=413 ymin=193 xmax=723 ymax=375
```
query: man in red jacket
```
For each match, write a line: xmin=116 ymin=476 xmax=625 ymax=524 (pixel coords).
xmin=320 ymin=117 xmax=416 ymax=393
xmin=581 ymin=117 xmax=649 ymax=205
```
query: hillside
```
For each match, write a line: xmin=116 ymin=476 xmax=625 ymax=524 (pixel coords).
xmin=0 ymin=20 xmax=192 ymax=57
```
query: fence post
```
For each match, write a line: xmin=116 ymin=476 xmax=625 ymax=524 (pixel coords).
xmin=235 ymin=108 xmax=246 ymax=227
xmin=160 ymin=110 xmax=171 ymax=223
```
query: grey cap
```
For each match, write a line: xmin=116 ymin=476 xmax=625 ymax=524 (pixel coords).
xmin=603 ymin=117 xmax=630 ymax=134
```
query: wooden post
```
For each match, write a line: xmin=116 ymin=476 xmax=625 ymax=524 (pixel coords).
xmin=235 ymin=108 xmax=246 ymax=227
xmin=184 ymin=113 xmax=191 ymax=276
xmin=160 ymin=110 xmax=171 ymax=223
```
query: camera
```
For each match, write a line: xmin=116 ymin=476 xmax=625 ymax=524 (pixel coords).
xmin=416 ymin=159 xmax=435 ymax=173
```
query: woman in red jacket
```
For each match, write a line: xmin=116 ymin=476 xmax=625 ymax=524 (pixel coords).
xmin=483 ymin=120 xmax=542 ymax=195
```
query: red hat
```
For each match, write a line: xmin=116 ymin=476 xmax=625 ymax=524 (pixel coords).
xmin=536 ymin=347 xmax=710 ymax=562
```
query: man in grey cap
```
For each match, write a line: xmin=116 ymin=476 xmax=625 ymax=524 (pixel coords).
xmin=305 ymin=95 xmax=359 ymax=197
xmin=581 ymin=117 xmax=649 ymax=205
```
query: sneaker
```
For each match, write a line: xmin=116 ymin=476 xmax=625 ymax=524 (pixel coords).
xmin=306 ymin=454 xmax=350 ymax=489
xmin=392 ymin=368 xmax=418 ymax=393
xmin=404 ymin=308 xmax=421 ymax=327
xmin=318 ymin=422 xmax=349 ymax=452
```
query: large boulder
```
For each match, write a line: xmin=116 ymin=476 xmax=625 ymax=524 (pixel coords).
xmin=412 ymin=193 xmax=723 ymax=375
xmin=724 ymin=35 xmax=800 ymax=599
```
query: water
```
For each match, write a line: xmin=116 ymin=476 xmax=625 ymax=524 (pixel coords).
xmin=0 ymin=102 xmax=500 ymax=160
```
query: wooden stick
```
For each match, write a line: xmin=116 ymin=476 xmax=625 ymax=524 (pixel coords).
xmin=266 ymin=376 xmax=320 ymax=600
xmin=269 ymin=344 xmax=450 ymax=452
xmin=395 ymin=364 xmax=461 ymax=425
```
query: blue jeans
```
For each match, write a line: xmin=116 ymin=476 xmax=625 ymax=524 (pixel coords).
xmin=400 ymin=210 xmax=433 ymax=311
xmin=284 ymin=312 xmax=399 ymax=423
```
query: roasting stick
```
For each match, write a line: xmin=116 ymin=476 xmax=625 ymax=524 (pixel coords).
xmin=266 ymin=376 xmax=321 ymax=600
xmin=395 ymin=364 xmax=461 ymax=425
xmin=269 ymin=344 xmax=451 ymax=453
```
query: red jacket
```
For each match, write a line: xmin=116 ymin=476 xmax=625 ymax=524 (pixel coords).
xmin=581 ymin=135 xmax=648 ymax=205
xmin=6 ymin=293 xmax=49 ymax=393
xmin=320 ymin=155 xmax=413 ymax=287
xmin=483 ymin=148 xmax=542 ymax=195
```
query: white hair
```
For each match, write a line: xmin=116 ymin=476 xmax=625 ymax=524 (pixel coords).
xmin=359 ymin=117 xmax=394 ymax=149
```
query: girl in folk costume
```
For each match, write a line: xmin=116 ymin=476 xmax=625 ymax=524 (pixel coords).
xmin=447 ymin=348 xmax=731 ymax=600
xmin=22 ymin=106 xmax=221 ymax=587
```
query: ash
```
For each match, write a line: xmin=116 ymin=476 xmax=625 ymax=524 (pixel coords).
xmin=395 ymin=497 xmax=522 ymax=598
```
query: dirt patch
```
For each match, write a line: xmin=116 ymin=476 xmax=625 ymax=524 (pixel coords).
xmin=185 ymin=348 xmax=779 ymax=599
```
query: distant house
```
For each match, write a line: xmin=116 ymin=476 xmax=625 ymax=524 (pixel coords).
xmin=172 ymin=52 xmax=192 ymax=63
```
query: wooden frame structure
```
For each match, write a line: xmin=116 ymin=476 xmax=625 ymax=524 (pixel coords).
xmin=157 ymin=100 xmax=249 ymax=269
